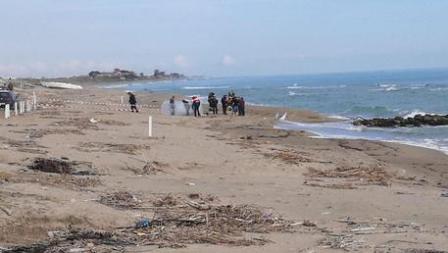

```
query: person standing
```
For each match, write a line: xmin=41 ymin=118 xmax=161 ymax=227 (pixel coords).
xmin=6 ymin=78 xmax=13 ymax=91
xmin=238 ymin=97 xmax=245 ymax=116
xmin=208 ymin=92 xmax=218 ymax=115
xmin=169 ymin=96 xmax=176 ymax=115
xmin=128 ymin=92 xmax=139 ymax=112
xmin=192 ymin=96 xmax=201 ymax=117
xmin=221 ymin=95 xmax=228 ymax=115
xmin=182 ymin=99 xmax=191 ymax=116
xmin=232 ymin=97 xmax=239 ymax=116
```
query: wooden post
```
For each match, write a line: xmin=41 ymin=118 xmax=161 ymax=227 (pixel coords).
xmin=148 ymin=115 xmax=152 ymax=137
xmin=120 ymin=96 xmax=124 ymax=104
xmin=5 ymin=104 xmax=10 ymax=119
xmin=14 ymin=102 xmax=18 ymax=116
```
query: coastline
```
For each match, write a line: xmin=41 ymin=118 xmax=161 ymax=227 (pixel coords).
xmin=1 ymin=85 xmax=448 ymax=251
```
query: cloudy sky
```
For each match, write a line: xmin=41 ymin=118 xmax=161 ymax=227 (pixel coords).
xmin=0 ymin=0 xmax=447 ymax=77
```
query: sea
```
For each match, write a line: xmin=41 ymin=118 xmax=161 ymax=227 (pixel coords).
xmin=105 ymin=68 xmax=448 ymax=154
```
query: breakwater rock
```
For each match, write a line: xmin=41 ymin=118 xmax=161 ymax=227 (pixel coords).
xmin=353 ymin=114 xmax=448 ymax=127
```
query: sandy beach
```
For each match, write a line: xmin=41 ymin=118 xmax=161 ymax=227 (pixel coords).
xmin=1 ymin=85 xmax=448 ymax=252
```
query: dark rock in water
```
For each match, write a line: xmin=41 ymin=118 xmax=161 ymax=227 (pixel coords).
xmin=353 ymin=114 xmax=448 ymax=128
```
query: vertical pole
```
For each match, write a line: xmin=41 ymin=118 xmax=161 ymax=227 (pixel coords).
xmin=20 ymin=101 xmax=25 ymax=114
xmin=5 ymin=104 xmax=10 ymax=119
xmin=120 ymin=96 xmax=124 ymax=105
xmin=14 ymin=102 xmax=18 ymax=116
xmin=27 ymin=100 xmax=32 ymax=112
xmin=32 ymin=92 xmax=37 ymax=110
xmin=148 ymin=115 xmax=152 ymax=137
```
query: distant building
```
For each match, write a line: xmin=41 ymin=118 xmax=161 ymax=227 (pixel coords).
xmin=88 ymin=69 xmax=138 ymax=80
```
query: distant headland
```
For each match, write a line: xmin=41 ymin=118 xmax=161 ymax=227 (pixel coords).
xmin=5 ymin=68 xmax=188 ymax=86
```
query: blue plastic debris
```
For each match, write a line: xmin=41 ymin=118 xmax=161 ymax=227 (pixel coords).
xmin=135 ymin=218 xmax=151 ymax=228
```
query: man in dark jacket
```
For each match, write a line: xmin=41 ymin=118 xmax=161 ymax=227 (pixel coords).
xmin=221 ymin=95 xmax=228 ymax=115
xmin=128 ymin=92 xmax=139 ymax=112
xmin=238 ymin=97 xmax=245 ymax=116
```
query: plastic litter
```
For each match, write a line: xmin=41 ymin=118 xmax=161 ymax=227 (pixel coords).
xmin=135 ymin=218 xmax=151 ymax=228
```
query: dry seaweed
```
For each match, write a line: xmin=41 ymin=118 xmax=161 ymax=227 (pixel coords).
xmin=28 ymin=158 xmax=96 ymax=175
xmin=75 ymin=142 xmax=150 ymax=155
xmin=305 ymin=165 xmax=392 ymax=186
xmin=28 ymin=158 xmax=73 ymax=174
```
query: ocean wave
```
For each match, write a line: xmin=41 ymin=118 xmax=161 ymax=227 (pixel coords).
xmin=288 ymin=91 xmax=306 ymax=96
xmin=287 ymin=84 xmax=306 ymax=89
xmin=429 ymin=87 xmax=448 ymax=91
xmin=373 ymin=84 xmax=400 ymax=92
xmin=401 ymin=110 xmax=432 ymax=119
xmin=327 ymin=114 xmax=351 ymax=120
xmin=102 ymin=83 xmax=131 ymax=89
xmin=183 ymin=86 xmax=229 ymax=90
xmin=287 ymin=84 xmax=347 ymax=90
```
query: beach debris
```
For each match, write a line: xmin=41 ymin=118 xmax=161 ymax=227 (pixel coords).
xmin=0 ymin=206 xmax=12 ymax=216
xmin=305 ymin=165 xmax=392 ymax=186
xmin=98 ymin=191 xmax=141 ymax=209
xmin=319 ymin=234 xmax=367 ymax=251
xmin=8 ymin=199 xmax=297 ymax=250
xmin=76 ymin=142 xmax=150 ymax=155
xmin=28 ymin=158 xmax=97 ymax=175
xmin=0 ymin=171 xmax=12 ymax=183
xmin=51 ymin=117 xmax=99 ymax=130
xmin=266 ymin=148 xmax=313 ymax=164
xmin=0 ymin=136 xmax=48 ymax=154
xmin=97 ymin=119 xmax=129 ymax=126
xmin=28 ymin=158 xmax=74 ymax=174
xmin=27 ymin=128 xmax=85 ymax=138
xmin=302 ymin=220 xmax=317 ymax=227
xmin=142 ymin=160 xmax=165 ymax=175
xmin=135 ymin=218 xmax=151 ymax=228
xmin=89 ymin=118 xmax=98 ymax=123
xmin=441 ymin=192 xmax=448 ymax=197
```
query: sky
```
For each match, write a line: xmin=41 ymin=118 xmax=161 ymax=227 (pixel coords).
xmin=0 ymin=0 xmax=447 ymax=77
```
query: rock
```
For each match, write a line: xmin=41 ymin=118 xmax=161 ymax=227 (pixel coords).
xmin=353 ymin=114 xmax=448 ymax=128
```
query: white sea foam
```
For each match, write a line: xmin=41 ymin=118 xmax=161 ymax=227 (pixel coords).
xmin=102 ymin=84 xmax=130 ymax=89
xmin=373 ymin=84 xmax=400 ymax=92
xmin=327 ymin=114 xmax=351 ymax=120
xmin=183 ymin=86 xmax=229 ymax=90
xmin=401 ymin=110 xmax=432 ymax=118
xmin=429 ymin=87 xmax=448 ymax=92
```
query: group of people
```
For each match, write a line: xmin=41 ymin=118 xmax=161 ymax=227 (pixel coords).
xmin=178 ymin=95 xmax=201 ymax=117
xmin=128 ymin=90 xmax=246 ymax=117
xmin=220 ymin=91 xmax=245 ymax=116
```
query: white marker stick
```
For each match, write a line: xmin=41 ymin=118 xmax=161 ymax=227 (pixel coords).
xmin=20 ymin=101 xmax=25 ymax=114
xmin=32 ymin=92 xmax=37 ymax=110
xmin=5 ymin=104 xmax=10 ymax=119
xmin=14 ymin=102 xmax=18 ymax=116
xmin=148 ymin=115 xmax=152 ymax=137
xmin=120 ymin=96 xmax=124 ymax=104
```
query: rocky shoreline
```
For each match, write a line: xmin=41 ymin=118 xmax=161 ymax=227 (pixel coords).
xmin=353 ymin=114 xmax=448 ymax=127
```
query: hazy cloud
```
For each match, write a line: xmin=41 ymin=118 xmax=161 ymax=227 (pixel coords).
xmin=174 ymin=54 xmax=189 ymax=68
xmin=222 ymin=55 xmax=236 ymax=66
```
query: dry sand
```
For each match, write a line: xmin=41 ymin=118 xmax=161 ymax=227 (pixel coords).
xmin=0 ymin=85 xmax=448 ymax=252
